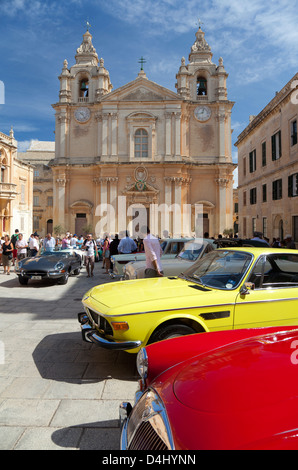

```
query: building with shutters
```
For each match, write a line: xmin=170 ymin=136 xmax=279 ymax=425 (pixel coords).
xmin=235 ymin=73 xmax=298 ymax=244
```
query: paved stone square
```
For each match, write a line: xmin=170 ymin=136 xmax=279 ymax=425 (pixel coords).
xmin=0 ymin=263 xmax=139 ymax=450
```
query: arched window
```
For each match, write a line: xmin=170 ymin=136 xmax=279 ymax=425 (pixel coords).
xmin=197 ymin=76 xmax=207 ymax=96
xmin=134 ymin=129 xmax=148 ymax=158
xmin=79 ymin=78 xmax=89 ymax=98
xmin=0 ymin=151 xmax=7 ymax=183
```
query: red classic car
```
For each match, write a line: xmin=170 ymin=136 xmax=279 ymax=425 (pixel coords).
xmin=120 ymin=326 xmax=298 ymax=450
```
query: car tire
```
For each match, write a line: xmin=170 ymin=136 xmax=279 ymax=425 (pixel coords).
xmin=18 ymin=276 xmax=29 ymax=286
xmin=150 ymin=324 xmax=196 ymax=344
xmin=73 ymin=267 xmax=80 ymax=275
xmin=57 ymin=272 xmax=69 ymax=285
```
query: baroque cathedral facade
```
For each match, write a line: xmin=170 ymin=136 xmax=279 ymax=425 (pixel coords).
xmin=51 ymin=26 xmax=235 ymax=238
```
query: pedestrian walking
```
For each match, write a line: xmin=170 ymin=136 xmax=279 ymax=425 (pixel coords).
xmin=83 ymin=233 xmax=98 ymax=277
xmin=29 ymin=233 xmax=39 ymax=257
xmin=117 ymin=231 xmax=137 ymax=254
xmin=15 ymin=233 xmax=28 ymax=263
xmin=109 ymin=234 xmax=120 ymax=272
xmin=2 ymin=234 xmax=14 ymax=275
xmin=284 ymin=234 xmax=296 ymax=249
xmin=142 ymin=226 xmax=164 ymax=278
xmin=102 ymin=236 xmax=111 ymax=274
xmin=11 ymin=229 xmax=19 ymax=266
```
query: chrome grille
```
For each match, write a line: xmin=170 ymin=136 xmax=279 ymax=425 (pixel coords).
xmin=25 ymin=271 xmax=47 ymax=277
xmin=126 ymin=389 xmax=174 ymax=450
xmin=128 ymin=421 xmax=168 ymax=450
xmin=86 ymin=308 xmax=113 ymax=336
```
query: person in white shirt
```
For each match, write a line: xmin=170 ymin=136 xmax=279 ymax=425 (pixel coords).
xmin=83 ymin=234 xmax=97 ymax=277
xmin=142 ymin=226 xmax=163 ymax=278
xmin=15 ymin=233 xmax=28 ymax=261
xmin=43 ymin=233 xmax=55 ymax=252
xmin=118 ymin=231 xmax=137 ymax=254
xmin=70 ymin=234 xmax=78 ymax=247
xmin=29 ymin=234 xmax=39 ymax=257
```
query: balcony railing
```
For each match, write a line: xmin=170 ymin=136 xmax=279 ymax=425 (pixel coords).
xmin=0 ymin=182 xmax=18 ymax=200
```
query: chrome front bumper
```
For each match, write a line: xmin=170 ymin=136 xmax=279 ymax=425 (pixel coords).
xmin=78 ymin=313 xmax=142 ymax=350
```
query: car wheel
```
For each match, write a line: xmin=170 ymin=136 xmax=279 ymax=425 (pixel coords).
xmin=57 ymin=272 xmax=69 ymax=285
xmin=150 ymin=324 xmax=196 ymax=344
xmin=73 ymin=267 xmax=80 ymax=275
xmin=18 ymin=276 xmax=29 ymax=286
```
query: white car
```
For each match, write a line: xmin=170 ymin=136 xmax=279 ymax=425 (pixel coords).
xmin=111 ymin=237 xmax=193 ymax=278
xmin=123 ymin=239 xmax=216 ymax=280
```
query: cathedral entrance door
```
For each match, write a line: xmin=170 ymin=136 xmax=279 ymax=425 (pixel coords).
xmin=75 ymin=213 xmax=87 ymax=236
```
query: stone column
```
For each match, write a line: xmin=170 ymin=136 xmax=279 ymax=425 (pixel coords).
xmin=163 ymin=177 xmax=172 ymax=236
xmin=174 ymin=112 xmax=181 ymax=157
xmin=173 ymin=178 xmax=182 ymax=237
xmin=102 ymin=114 xmax=109 ymax=156
xmin=57 ymin=114 xmax=69 ymax=160
xmin=217 ymin=109 xmax=226 ymax=162
xmin=109 ymin=177 xmax=118 ymax=234
xmin=165 ymin=112 xmax=172 ymax=158
xmin=111 ymin=113 xmax=118 ymax=157
xmin=55 ymin=177 xmax=67 ymax=227
xmin=95 ymin=113 xmax=102 ymax=157
xmin=216 ymin=177 xmax=229 ymax=234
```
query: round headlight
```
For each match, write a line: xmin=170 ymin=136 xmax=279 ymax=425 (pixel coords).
xmin=136 ymin=348 xmax=148 ymax=379
xmin=55 ymin=261 xmax=64 ymax=271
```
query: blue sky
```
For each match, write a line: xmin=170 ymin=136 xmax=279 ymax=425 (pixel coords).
xmin=0 ymin=0 xmax=298 ymax=181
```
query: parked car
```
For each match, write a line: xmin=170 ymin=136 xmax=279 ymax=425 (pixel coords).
xmin=120 ymin=325 xmax=298 ymax=449
xmin=123 ymin=238 xmax=216 ymax=280
xmin=16 ymin=248 xmax=82 ymax=285
xmin=78 ymin=247 xmax=298 ymax=353
xmin=110 ymin=237 xmax=193 ymax=278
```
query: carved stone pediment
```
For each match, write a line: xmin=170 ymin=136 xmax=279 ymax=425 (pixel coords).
xmin=123 ymin=87 xmax=164 ymax=101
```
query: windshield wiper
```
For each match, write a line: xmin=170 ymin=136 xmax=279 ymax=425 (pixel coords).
xmin=192 ymin=274 xmax=206 ymax=286
xmin=179 ymin=272 xmax=206 ymax=287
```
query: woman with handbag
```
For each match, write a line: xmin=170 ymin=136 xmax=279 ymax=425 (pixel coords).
xmin=2 ymin=235 xmax=13 ymax=275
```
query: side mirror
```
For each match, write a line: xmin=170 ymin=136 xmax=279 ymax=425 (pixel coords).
xmin=240 ymin=282 xmax=255 ymax=295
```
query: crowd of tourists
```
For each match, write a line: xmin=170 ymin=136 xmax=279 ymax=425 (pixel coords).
xmin=0 ymin=229 xmax=145 ymax=277
xmin=0 ymin=228 xmax=296 ymax=277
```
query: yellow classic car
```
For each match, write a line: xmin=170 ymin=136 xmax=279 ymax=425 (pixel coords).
xmin=78 ymin=247 xmax=298 ymax=353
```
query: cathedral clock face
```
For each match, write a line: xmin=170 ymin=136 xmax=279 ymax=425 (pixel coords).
xmin=75 ymin=107 xmax=91 ymax=123
xmin=194 ymin=106 xmax=211 ymax=122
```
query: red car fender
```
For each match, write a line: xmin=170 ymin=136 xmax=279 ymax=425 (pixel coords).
xmin=144 ymin=326 xmax=298 ymax=386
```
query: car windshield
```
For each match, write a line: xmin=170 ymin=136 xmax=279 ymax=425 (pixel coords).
xmin=39 ymin=248 xmax=72 ymax=258
xmin=181 ymin=250 xmax=253 ymax=290
xmin=178 ymin=241 xmax=207 ymax=261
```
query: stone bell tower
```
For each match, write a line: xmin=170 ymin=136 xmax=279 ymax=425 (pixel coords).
xmin=53 ymin=28 xmax=113 ymax=163
xmin=175 ymin=25 xmax=235 ymax=235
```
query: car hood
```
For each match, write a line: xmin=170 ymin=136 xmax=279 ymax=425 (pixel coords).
xmin=173 ymin=330 xmax=298 ymax=413
xmin=88 ymin=276 xmax=217 ymax=312
xmin=20 ymin=255 xmax=65 ymax=268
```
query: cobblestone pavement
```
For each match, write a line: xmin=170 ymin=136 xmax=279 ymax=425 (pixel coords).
xmin=0 ymin=262 xmax=139 ymax=450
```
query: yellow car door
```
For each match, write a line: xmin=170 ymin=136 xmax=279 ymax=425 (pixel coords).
xmin=234 ymin=253 xmax=298 ymax=329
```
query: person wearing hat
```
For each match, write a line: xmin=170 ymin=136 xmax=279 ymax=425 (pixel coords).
xmin=285 ymin=234 xmax=296 ymax=249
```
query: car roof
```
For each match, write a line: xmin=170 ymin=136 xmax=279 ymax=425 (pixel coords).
xmin=217 ymin=247 xmax=298 ymax=255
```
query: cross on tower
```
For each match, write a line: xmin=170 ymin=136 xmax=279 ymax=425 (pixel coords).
xmin=197 ymin=18 xmax=204 ymax=29
xmin=86 ymin=20 xmax=91 ymax=31
xmin=138 ymin=56 xmax=146 ymax=71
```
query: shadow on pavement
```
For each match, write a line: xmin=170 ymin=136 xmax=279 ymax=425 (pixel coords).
xmin=51 ymin=421 xmax=120 ymax=450
xmin=32 ymin=331 xmax=138 ymax=383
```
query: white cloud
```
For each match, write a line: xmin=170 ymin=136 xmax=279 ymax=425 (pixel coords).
xmin=17 ymin=139 xmax=34 ymax=152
